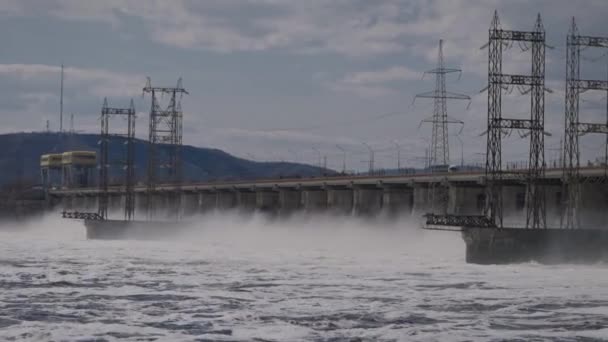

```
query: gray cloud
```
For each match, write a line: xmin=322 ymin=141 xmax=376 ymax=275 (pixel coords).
xmin=1 ymin=1 xmax=607 ymax=169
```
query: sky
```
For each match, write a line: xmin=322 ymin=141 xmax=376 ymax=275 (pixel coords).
xmin=1 ymin=0 xmax=608 ymax=171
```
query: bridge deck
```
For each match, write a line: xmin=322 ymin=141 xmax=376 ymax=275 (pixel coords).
xmin=49 ymin=167 xmax=607 ymax=196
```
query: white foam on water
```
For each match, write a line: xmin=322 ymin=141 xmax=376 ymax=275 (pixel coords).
xmin=0 ymin=211 xmax=606 ymax=341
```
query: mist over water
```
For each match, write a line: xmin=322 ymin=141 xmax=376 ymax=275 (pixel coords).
xmin=0 ymin=213 xmax=607 ymax=341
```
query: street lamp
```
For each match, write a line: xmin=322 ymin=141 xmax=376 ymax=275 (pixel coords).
xmin=454 ymin=135 xmax=464 ymax=167
xmin=311 ymin=147 xmax=322 ymax=175
xmin=393 ymin=141 xmax=401 ymax=172
xmin=336 ymin=144 xmax=346 ymax=174
xmin=288 ymin=148 xmax=298 ymax=163
xmin=362 ymin=142 xmax=374 ymax=175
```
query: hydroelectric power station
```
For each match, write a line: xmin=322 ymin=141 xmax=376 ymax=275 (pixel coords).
xmin=52 ymin=12 xmax=608 ymax=264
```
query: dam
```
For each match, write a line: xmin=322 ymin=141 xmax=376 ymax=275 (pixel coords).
xmin=51 ymin=166 xmax=607 ymax=230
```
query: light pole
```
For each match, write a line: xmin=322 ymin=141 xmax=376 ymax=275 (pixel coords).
xmin=393 ymin=141 xmax=401 ymax=172
xmin=312 ymin=147 xmax=322 ymax=175
xmin=288 ymin=148 xmax=298 ymax=163
xmin=454 ymin=134 xmax=464 ymax=167
xmin=362 ymin=142 xmax=374 ymax=175
xmin=336 ymin=144 xmax=346 ymax=174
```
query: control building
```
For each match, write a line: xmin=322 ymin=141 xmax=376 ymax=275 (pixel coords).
xmin=40 ymin=153 xmax=63 ymax=189
xmin=60 ymin=151 xmax=96 ymax=188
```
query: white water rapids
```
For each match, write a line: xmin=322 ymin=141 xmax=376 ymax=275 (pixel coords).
xmin=0 ymin=213 xmax=606 ymax=341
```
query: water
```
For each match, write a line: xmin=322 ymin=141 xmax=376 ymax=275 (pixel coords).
xmin=0 ymin=213 xmax=607 ymax=341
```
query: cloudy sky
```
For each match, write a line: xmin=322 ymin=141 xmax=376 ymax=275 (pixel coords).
xmin=1 ymin=0 xmax=608 ymax=171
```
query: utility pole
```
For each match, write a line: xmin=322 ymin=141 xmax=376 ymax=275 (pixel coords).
xmin=60 ymin=64 xmax=64 ymax=133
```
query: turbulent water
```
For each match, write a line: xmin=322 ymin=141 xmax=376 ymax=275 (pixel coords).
xmin=0 ymin=213 xmax=607 ymax=341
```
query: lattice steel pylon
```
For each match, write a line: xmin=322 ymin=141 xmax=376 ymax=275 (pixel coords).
xmin=143 ymin=78 xmax=188 ymax=220
xmin=563 ymin=18 xmax=608 ymax=229
xmin=485 ymin=11 xmax=547 ymax=229
xmin=98 ymin=98 xmax=136 ymax=220
xmin=416 ymin=39 xmax=470 ymax=167
xmin=416 ymin=39 xmax=470 ymax=213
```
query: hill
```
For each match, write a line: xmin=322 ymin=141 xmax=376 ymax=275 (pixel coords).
xmin=0 ymin=132 xmax=331 ymax=186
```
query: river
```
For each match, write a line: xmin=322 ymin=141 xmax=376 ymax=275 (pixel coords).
xmin=0 ymin=213 xmax=606 ymax=341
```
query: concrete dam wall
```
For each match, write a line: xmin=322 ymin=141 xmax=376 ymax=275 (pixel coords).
xmin=50 ymin=168 xmax=608 ymax=229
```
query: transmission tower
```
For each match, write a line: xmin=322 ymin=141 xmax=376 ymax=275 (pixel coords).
xmin=416 ymin=39 xmax=470 ymax=213
xmin=416 ymin=40 xmax=470 ymax=166
xmin=562 ymin=18 xmax=608 ymax=229
xmin=98 ymin=98 xmax=136 ymax=220
xmin=485 ymin=11 xmax=547 ymax=229
xmin=143 ymin=78 xmax=188 ymax=220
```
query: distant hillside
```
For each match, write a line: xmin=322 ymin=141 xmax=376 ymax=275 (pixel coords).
xmin=0 ymin=132 xmax=332 ymax=186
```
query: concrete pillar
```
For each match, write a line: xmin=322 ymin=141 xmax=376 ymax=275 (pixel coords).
xmin=89 ymin=195 xmax=99 ymax=210
xmin=256 ymin=191 xmax=279 ymax=213
xmin=62 ymin=196 xmax=71 ymax=210
xmin=109 ymin=194 xmax=122 ymax=212
xmin=135 ymin=193 xmax=147 ymax=217
xmin=543 ymin=184 xmax=562 ymax=228
xmin=382 ymin=187 xmax=412 ymax=217
xmin=216 ymin=191 xmax=237 ymax=210
xmin=448 ymin=185 xmax=485 ymax=215
xmin=301 ymin=189 xmax=327 ymax=212
xmin=70 ymin=195 xmax=84 ymax=210
xmin=182 ymin=192 xmax=200 ymax=217
xmin=327 ymin=188 xmax=353 ymax=214
xmin=502 ymin=185 xmax=526 ymax=227
xmin=236 ymin=191 xmax=257 ymax=212
xmin=353 ymin=187 xmax=383 ymax=216
xmin=412 ymin=184 xmax=431 ymax=215
xmin=279 ymin=189 xmax=301 ymax=215
xmin=579 ymin=183 xmax=608 ymax=229
xmin=200 ymin=192 xmax=217 ymax=213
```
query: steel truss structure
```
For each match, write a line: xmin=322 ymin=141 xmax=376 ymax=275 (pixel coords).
xmin=485 ymin=12 xmax=547 ymax=229
xmin=425 ymin=213 xmax=496 ymax=228
xmin=562 ymin=18 xmax=608 ymax=229
xmin=143 ymin=78 xmax=188 ymax=220
xmin=62 ymin=211 xmax=104 ymax=221
xmin=98 ymin=98 xmax=136 ymax=220
xmin=416 ymin=40 xmax=470 ymax=214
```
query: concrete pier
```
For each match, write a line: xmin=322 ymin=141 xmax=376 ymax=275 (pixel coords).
xmin=353 ymin=187 xmax=383 ymax=216
xmin=236 ymin=191 xmax=257 ymax=212
xmin=256 ymin=191 xmax=279 ymax=213
xmin=327 ymin=188 xmax=353 ymax=214
xmin=449 ymin=185 xmax=484 ymax=215
xmin=302 ymin=189 xmax=327 ymax=212
xmin=200 ymin=192 xmax=217 ymax=213
xmin=412 ymin=184 xmax=431 ymax=215
xmin=182 ymin=192 xmax=200 ymax=216
xmin=278 ymin=189 xmax=301 ymax=215
xmin=216 ymin=191 xmax=237 ymax=210
xmin=462 ymin=227 xmax=608 ymax=264
xmin=382 ymin=186 xmax=412 ymax=217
